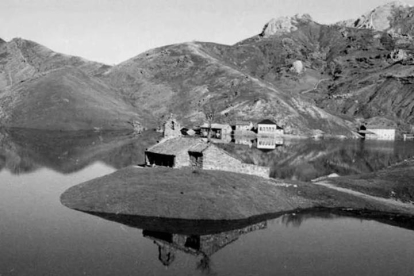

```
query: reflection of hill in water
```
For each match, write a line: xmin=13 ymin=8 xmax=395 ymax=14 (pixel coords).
xmin=218 ymin=139 xmax=414 ymax=181
xmin=0 ymin=128 xmax=161 ymax=174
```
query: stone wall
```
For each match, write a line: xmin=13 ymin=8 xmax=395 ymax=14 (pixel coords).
xmin=174 ymin=151 xmax=190 ymax=168
xmin=202 ymin=145 xmax=270 ymax=178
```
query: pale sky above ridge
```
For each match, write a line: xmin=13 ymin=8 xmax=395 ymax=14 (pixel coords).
xmin=1 ymin=0 xmax=414 ymax=65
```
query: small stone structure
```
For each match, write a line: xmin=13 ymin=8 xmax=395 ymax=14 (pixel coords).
xmin=145 ymin=137 xmax=269 ymax=178
xmin=257 ymin=119 xmax=284 ymax=135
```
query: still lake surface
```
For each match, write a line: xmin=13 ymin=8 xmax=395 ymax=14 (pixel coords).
xmin=1 ymin=128 xmax=414 ymax=275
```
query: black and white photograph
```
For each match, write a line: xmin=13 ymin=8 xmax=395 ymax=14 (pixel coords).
xmin=0 ymin=0 xmax=414 ymax=275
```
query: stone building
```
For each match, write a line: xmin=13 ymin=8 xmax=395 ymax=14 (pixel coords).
xmin=145 ymin=137 xmax=203 ymax=168
xmin=145 ymin=137 xmax=269 ymax=178
xmin=257 ymin=119 xmax=284 ymax=135
xmin=359 ymin=125 xmax=396 ymax=140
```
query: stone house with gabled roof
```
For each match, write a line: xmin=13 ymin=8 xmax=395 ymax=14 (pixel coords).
xmin=145 ymin=137 xmax=269 ymax=178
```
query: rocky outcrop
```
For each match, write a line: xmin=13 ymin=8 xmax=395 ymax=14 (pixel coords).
xmin=260 ymin=14 xmax=313 ymax=37
xmin=389 ymin=49 xmax=409 ymax=61
xmin=336 ymin=1 xmax=414 ymax=36
xmin=290 ymin=60 xmax=304 ymax=74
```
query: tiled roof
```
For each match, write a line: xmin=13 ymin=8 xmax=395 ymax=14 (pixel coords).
xmin=146 ymin=137 xmax=206 ymax=156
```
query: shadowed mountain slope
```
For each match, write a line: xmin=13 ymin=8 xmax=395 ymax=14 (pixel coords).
xmin=0 ymin=67 xmax=144 ymax=130
xmin=0 ymin=38 xmax=109 ymax=89
xmin=0 ymin=38 xmax=150 ymax=130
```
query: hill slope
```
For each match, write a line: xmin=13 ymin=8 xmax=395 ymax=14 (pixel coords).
xmin=0 ymin=38 xmax=148 ymax=130
xmin=100 ymin=41 xmax=354 ymax=136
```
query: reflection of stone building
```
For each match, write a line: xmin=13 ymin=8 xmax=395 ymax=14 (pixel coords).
xmin=143 ymin=221 xmax=267 ymax=266
xmin=257 ymin=136 xmax=284 ymax=150
xmin=210 ymin=134 xmax=232 ymax=144
xmin=145 ymin=137 xmax=270 ymax=178
xmin=234 ymin=136 xmax=255 ymax=148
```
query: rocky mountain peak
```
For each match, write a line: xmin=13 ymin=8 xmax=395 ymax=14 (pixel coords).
xmin=260 ymin=14 xmax=313 ymax=38
xmin=336 ymin=1 xmax=414 ymax=34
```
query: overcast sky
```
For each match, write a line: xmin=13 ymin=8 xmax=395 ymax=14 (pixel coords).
xmin=1 ymin=0 xmax=413 ymax=64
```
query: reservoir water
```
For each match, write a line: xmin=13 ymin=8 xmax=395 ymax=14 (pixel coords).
xmin=1 ymin=129 xmax=414 ymax=275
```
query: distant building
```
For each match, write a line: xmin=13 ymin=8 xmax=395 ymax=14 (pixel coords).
xmin=257 ymin=119 xmax=283 ymax=135
xmin=359 ymin=125 xmax=396 ymax=140
xmin=234 ymin=121 xmax=253 ymax=132
xmin=145 ymin=137 xmax=269 ymax=178
xmin=200 ymin=123 xmax=232 ymax=139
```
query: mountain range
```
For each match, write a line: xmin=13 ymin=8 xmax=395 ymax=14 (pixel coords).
xmin=1 ymin=1 xmax=413 ymax=136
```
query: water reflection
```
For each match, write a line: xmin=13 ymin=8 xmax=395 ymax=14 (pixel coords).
xmin=256 ymin=136 xmax=284 ymax=150
xmin=81 ymin=211 xmax=274 ymax=274
xmin=143 ymin=222 xmax=266 ymax=272
xmin=218 ymin=138 xmax=414 ymax=181
xmin=78 ymin=209 xmax=414 ymax=275
xmin=0 ymin=128 xmax=161 ymax=175
xmin=2 ymin=127 xmax=414 ymax=181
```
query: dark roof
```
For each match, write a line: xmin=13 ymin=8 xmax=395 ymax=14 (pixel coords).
xmin=146 ymin=137 xmax=206 ymax=156
xmin=258 ymin=119 xmax=276 ymax=125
